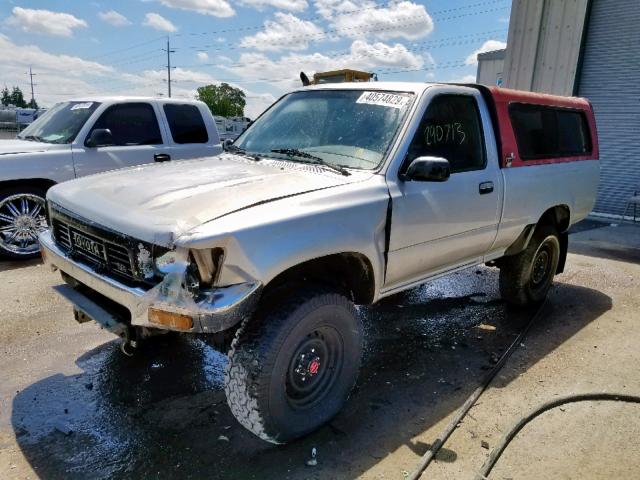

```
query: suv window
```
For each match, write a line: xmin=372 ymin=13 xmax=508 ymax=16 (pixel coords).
xmin=163 ymin=104 xmax=209 ymax=144
xmin=89 ymin=103 xmax=162 ymax=146
xmin=406 ymin=94 xmax=486 ymax=173
xmin=509 ymin=103 xmax=592 ymax=160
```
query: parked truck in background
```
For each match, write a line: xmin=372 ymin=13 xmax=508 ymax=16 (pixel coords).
xmin=0 ymin=97 xmax=221 ymax=259
xmin=40 ymin=83 xmax=599 ymax=443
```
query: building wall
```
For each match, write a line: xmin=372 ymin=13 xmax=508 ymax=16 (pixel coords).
xmin=476 ymin=51 xmax=505 ymax=87
xmin=577 ymin=0 xmax=640 ymax=217
xmin=503 ymin=0 xmax=589 ymax=95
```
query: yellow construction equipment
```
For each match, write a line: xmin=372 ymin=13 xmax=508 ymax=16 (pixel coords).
xmin=300 ymin=69 xmax=376 ymax=86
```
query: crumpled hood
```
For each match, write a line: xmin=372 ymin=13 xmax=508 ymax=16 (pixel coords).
xmin=0 ymin=139 xmax=62 ymax=155
xmin=48 ymin=154 xmax=368 ymax=246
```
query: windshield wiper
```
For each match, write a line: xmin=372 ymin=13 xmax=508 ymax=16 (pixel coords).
xmin=227 ymin=144 xmax=261 ymax=161
xmin=19 ymin=134 xmax=43 ymax=142
xmin=270 ymin=148 xmax=350 ymax=176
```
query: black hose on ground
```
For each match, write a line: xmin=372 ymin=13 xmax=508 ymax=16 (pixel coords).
xmin=474 ymin=393 xmax=640 ymax=479
xmin=408 ymin=299 xmax=550 ymax=480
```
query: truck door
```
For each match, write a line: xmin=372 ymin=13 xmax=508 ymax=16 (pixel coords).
xmin=72 ymin=102 xmax=167 ymax=177
xmin=161 ymin=103 xmax=222 ymax=161
xmin=385 ymin=91 xmax=502 ymax=288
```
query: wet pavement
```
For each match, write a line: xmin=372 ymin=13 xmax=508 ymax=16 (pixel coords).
xmin=0 ymin=219 xmax=636 ymax=479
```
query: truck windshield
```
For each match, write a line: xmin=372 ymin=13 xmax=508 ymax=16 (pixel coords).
xmin=18 ymin=101 xmax=100 ymax=144
xmin=234 ymin=90 xmax=414 ymax=170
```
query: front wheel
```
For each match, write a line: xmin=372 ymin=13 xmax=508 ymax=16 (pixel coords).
xmin=224 ymin=288 xmax=363 ymax=444
xmin=499 ymin=225 xmax=561 ymax=306
xmin=0 ymin=186 xmax=48 ymax=260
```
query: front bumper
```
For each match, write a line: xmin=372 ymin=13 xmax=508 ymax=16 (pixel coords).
xmin=39 ymin=230 xmax=262 ymax=334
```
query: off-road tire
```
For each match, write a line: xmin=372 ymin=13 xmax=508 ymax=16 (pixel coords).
xmin=224 ymin=288 xmax=363 ymax=444
xmin=499 ymin=225 xmax=561 ymax=306
xmin=0 ymin=185 xmax=48 ymax=260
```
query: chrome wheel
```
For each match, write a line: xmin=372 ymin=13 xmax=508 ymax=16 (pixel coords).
xmin=0 ymin=193 xmax=47 ymax=256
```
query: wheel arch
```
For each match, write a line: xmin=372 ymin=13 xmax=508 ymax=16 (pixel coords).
xmin=502 ymin=204 xmax=570 ymax=273
xmin=262 ymin=252 xmax=376 ymax=306
xmin=0 ymin=178 xmax=57 ymax=194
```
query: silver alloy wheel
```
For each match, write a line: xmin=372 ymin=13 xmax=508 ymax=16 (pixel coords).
xmin=0 ymin=193 xmax=47 ymax=256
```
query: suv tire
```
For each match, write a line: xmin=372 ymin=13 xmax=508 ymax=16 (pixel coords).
xmin=224 ymin=288 xmax=363 ymax=443
xmin=499 ymin=225 xmax=561 ymax=306
xmin=0 ymin=185 xmax=48 ymax=260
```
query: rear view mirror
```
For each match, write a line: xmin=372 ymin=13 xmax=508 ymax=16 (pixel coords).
xmin=402 ymin=156 xmax=450 ymax=182
xmin=85 ymin=128 xmax=114 ymax=148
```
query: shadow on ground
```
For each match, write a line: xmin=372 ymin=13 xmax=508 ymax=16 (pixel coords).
xmin=0 ymin=258 xmax=42 ymax=272
xmin=12 ymin=267 xmax=611 ymax=480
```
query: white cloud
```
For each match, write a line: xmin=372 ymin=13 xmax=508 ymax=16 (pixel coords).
xmin=225 ymin=39 xmax=425 ymax=90
xmin=98 ymin=10 xmax=131 ymax=27
xmin=156 ymin=0 xmax=235 ymax=18
xmin=240 ymin=13 xmax=323 ymax=52
xmin=5 ymin=7 xmax=88 ymax=37
xmin=238 ymin=0 xmax=308 ymax=12
xmin=0 ymin=34 xmax=113 ymax=77
xmin=465 ymin=39 xmax=507 ymax=65
xmin=196 ymin=51 xmax=209 ymax=62
xmin=441 ymin=74 xmax=476 ymax=83
xmin=143 ymin=12 xmax=178 ymax=32
xmin=315 ymin=0 xmax=433 ymax=40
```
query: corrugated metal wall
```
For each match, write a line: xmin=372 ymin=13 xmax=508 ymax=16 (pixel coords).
xmin=578 ymin=0 xmax=640 ymax=216
xmin=503 ymin=0 xmax=588 ymax=96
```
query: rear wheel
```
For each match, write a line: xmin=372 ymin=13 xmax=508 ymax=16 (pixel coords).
xmin=499 ymin=225 xmax=561 ymax=306
xmin=0 ymin=186 xmax=48 ymax=260
xmin=224 ymin=288 xmax=362 ymax=443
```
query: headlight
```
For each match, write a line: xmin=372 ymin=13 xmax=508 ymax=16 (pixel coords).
xmin=191 ymin=248 xmax=224 ymax=286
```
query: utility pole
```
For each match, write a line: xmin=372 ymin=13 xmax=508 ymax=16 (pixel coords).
xmin=28 ymin=66 xmax=36 ymax=107
xmin=162 ymin=37 xmax=175 ymax=98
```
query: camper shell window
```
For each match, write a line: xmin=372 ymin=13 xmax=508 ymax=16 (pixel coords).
xmin=508 ymin=103 xmax=592 ymax=160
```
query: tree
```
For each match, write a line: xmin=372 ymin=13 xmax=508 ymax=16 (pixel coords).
xmin=1 ymin=87 xmax=10 ymax=106
xmin=196 ymin=83 xmax=246 ymax=117
xmin=28 ymin=98 xmax=39 ymax=109
xmin=10 ymin=87 xmax=27 ymax=108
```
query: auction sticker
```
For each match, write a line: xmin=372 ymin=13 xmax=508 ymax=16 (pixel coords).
xmin=71 ymin=102 xmax=94 ymax=110
xmin=356 ymin=91 xmax=411 ymax=109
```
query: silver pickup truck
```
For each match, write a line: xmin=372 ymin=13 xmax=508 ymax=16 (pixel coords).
xmin=40 ymin=82 xmax=599 ymax=443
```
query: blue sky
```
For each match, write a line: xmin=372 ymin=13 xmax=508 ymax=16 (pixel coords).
xmin=0 ymin=0 xmax=510 ymax=117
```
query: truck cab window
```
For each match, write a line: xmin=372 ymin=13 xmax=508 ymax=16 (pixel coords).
xmin=163 ymin=104 xmax=209 ymax=144
xmin=407 ymin=94 xmax=486 ymax=173
xmin=89 ymin=103 xmax=162 ymax=146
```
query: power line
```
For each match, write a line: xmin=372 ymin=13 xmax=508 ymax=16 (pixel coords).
xmin=180 ymin=5 xmax=509 ymax=53
xmin=173 ymin=0 xmax=509 ymax=38
xmin=177 ymin=29 xmax=507 ymax=70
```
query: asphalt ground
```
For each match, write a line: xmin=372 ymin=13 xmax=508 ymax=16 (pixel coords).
xmin=1 ymin=219 xmax=638 ymax=479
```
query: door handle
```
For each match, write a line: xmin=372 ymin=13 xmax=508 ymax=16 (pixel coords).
xmin=479 ymin=181 xmax=494 ymax=194
xmin=154 ymin=153 xmax=171 ymax=163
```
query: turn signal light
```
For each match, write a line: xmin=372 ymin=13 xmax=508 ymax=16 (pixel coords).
xmin=148 ymin=308 xmax=194 ymax=330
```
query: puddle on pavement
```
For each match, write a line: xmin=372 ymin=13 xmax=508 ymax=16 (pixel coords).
xmin=12 ymin=266 xmax=538 ymax=479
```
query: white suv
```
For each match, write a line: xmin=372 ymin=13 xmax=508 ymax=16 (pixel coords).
xmin=0 ymin=97 xmax=221 ymax=259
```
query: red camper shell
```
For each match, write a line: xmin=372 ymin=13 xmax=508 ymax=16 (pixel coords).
xmin=479 ymin=86 xmax=599 ymax=169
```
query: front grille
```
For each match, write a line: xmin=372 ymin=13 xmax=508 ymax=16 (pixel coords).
xmin=50 ymin=206 xmax=163 ymax=287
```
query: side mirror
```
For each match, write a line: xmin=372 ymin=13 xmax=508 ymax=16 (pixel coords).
xmin=222 ymin=138 xmax=234 ymax=151
xmin=85 ymin=128 xmax=114 ymax=148
xmin=402 ymin=156 xmax=450 ymax=182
